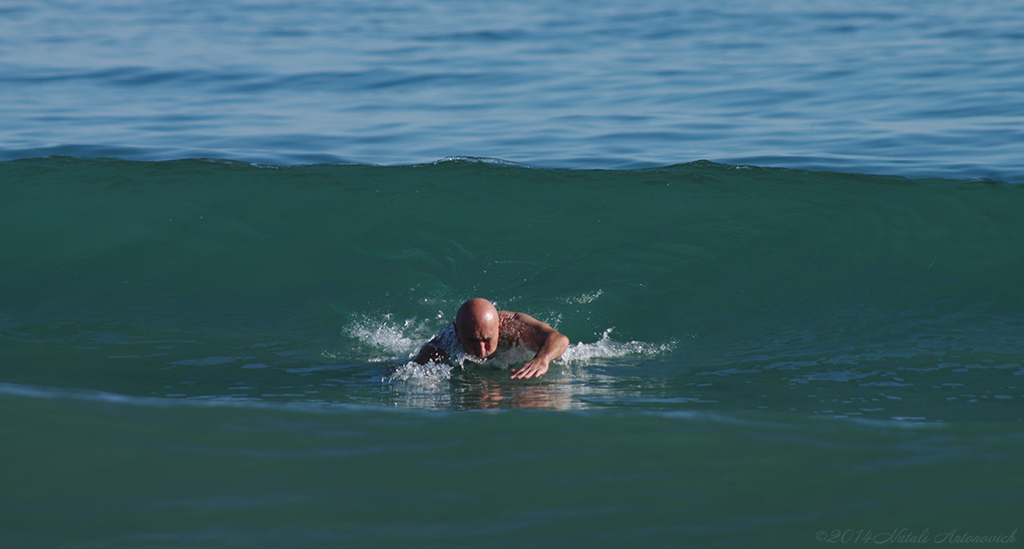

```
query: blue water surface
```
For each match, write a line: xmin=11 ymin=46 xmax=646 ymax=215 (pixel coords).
xmin=1 ymin=0 xmax=1022 ymax=180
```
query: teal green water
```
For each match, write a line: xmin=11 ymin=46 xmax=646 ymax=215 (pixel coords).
xmin=3 ymin=393 xmax=1022 ymax=548
xmin=2 ymin=157 xmax=1023 ymax=547
xmin=6 ymin=1 xmax=1024 ymax=545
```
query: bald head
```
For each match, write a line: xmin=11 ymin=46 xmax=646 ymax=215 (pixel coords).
xmin=456 ymin=298 xmax=498 ymax=330
xmin=454 ymin=298 xmax=501 ymax=358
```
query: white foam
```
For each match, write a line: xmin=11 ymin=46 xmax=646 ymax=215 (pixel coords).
xmin=386 ymin=360 xmax=453 ymax=384
xmin=560 ymin=328 xmax=675 ymax=365
xmin=565 ymin=289 xmax=604 ymax=304
xmin=344 ymin=313 xmax=437 ymax=362
xmin=432 ymin=156 xmax=527 ymax=167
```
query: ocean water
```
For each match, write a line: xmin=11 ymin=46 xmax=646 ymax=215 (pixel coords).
xmin=3 ymin=158 xmax=1023 ymax=547
xmin=2 ymin=1 xmax=1024 ymax=548
xmin=2 ymin=0 xmax=1024 ymax=179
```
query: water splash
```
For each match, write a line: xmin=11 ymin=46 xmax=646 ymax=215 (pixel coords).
xmin=565 ymin=289 xmax=604 ymax=304
xmin=344 ymin=313 xmax=437 ymax=363
xmin=386 ymin=360 xmax=453 ymax=384
xmin=561 ymin=328 xmax=675 ymax=365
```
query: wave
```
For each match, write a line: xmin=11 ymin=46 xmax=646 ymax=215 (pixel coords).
xmin=2 ymin=157 xmax=1022 ymax=418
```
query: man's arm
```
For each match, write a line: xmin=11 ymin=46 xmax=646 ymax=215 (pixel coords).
xmin=413 ymin=339 xmax=448 ymax=365
xmin=508 ymin=312 xmax=570 ymax=380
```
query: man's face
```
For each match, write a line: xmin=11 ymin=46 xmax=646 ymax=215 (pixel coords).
xmin=456 ymin=320 xmax=500 ymax=359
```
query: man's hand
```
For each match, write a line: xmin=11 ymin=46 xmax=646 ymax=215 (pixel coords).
xmin=510 ymin=358 xmax=550 ymax=380
xmin=506 ymin=313 xmax=569 ymax=380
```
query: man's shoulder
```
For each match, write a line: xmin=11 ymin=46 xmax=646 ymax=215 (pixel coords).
xmin=499 ymin=311 xmax=535 ymax=323
xmin=415 ymin=323 xmax=457 ymax=364
xmin=498 ymin=312 xmax=533 ymax=344
xmin=414 ymin=344 xmax=449 ymax=364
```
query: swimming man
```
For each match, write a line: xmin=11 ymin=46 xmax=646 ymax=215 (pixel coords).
xmin=413 ymin=298 xmax=570 ymax=379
